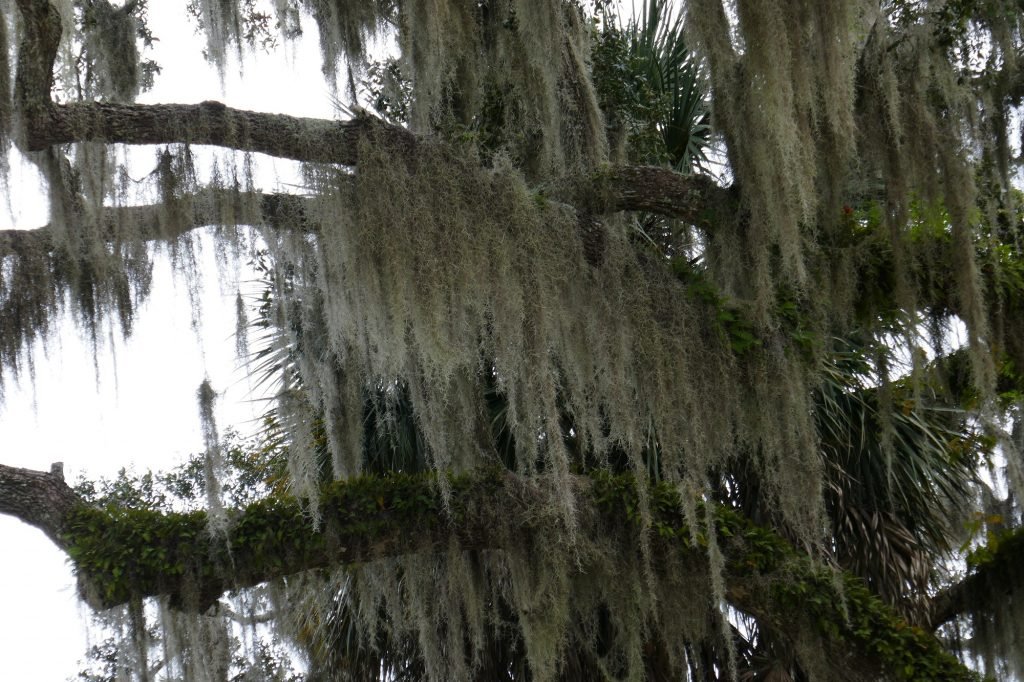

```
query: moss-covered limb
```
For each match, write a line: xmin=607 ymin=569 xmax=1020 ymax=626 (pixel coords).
xmin=929 ymin=525 xmax=1024 ymax=631
xmin=592 ymin=475 xmax=980 ymax=682
xmin=26 ymin=100 xmax=419 ymax=166
xmin=547 ymin=166 xmax=737 ymax=227
xmin=0 ymin=460 xmax=980 ymax=678
xmin=13 ymin=0 xmax=60 ymax=117
xmin=0 ymin=465 xmax=969 ymax=679
xmin=762 ymin=569 xmax=977 ymax=682
xmin=62 ymin=469 xmax=532 ymax=611
xmin=0 ymin=189 xmax=316 ymax=259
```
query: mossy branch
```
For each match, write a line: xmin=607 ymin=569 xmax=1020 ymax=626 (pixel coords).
xmin=64 ymin=470 xmax=523 ymax=612
xmin=25 ymin=100 xmax=420 ymax=166
xmin=546 ymin=166 xmax=736 ymax=227
xmin=929 ymin=525 xmax=1024 ymax=630
xmin=0 ymin=189 xmax=316 ymax=259
xmin=0 ymin=462 xmax=983 ymax=680
xmin=10 ymin=1 xmax=733 ymax=230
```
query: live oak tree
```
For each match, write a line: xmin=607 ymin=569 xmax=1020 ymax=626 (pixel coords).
xmin=1 ymin=0 xmax=1024 ymax=679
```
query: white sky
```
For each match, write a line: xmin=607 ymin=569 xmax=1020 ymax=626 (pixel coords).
xmin=0 ymin=3 xmax=340 ymax=678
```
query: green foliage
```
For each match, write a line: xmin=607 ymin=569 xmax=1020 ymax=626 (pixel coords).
xmin=772 ymin=570 xmax=978 ymax=682
xmin=591 ymin=21 xmax=667 ymax=164
xmin=65 ymin=504 xmax=207 ymax=607
xmin=590 ymin=473 xmax=978 ymax=681
xmin=74 ymin=429 xmax=289 ymax=511
xmin=672 ymin=260 xmax=822 ymax=357
xmin=592 ymin=0 xmax=710 ymax=171
xmin=63 ymin=464 xmax=979 ymax=680
xmin=360 ymin=57 xmax=412 ymax=124
xmin=814 ymin=336 xmax=983 ymax=625
xmin=965 ymin=523 xmax=1024 ymax=570
xmin=63 ymin=468 xmax=492 ymax=608
xmin=672 ymin=262 xmax=762 ymax=354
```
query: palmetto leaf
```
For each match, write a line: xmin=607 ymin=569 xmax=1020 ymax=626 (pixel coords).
xmin=816 ymin=338 xmax=982 ymax=621
xmin=624 ymin=0 xmax=711 ymax=172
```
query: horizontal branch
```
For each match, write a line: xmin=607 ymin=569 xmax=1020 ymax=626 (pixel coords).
xmin=548 ymin=166 xmax=735 ymax=228
xmin=0 ymin=166 xmax=733 ymax=263
xmin=14 ymin=1 xmax=412 ymax=166
xmin=0 ymin=189 xmax=316 ymax=259
xmin=0 ymin=462 xmax=978 ymax=679
xmin=928 ymin=527 xmax=1024 ymax=630
xmin=25 ymin=101 xmax=419 ymax=166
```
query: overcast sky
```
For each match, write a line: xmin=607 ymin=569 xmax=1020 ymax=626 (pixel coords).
xmin=0 ymin=4 xmax=339 ymax=677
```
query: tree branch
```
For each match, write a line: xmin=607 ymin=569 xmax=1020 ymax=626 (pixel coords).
xmin=0 ymin=189 xmax=316 ymax=259
xmin=928 ymin=527 xmax=1024 ymax=631
xmin=0 ymin=462 xmax=79 ymax=546
xmin=26 ymin=101 xmax=420 ymax=166
xmin=9 ymin=1 xmax=731 ymax=235
xmin=546 ymin=166 xmax=735 ymax=228
xmin=0 ymin=463 xmax=979 ymax=679
xmin=0 ymin=168 xmax=731 ymax=270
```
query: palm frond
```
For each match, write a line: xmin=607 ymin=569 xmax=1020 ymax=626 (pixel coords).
xmin=816 ymin=337 xmax=983 ymax=621
xmin=625 ymin=0 xmax=711 ymax=172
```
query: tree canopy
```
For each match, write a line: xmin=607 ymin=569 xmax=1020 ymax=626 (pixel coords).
xmin=2 ymin=0 xmax=1024 ymax=679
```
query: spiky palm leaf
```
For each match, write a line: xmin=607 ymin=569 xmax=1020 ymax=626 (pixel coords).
xmin=624 ymin=0 xmax=711 ymax=172
xmin=815 ymin=338 xmax=982 ymax=622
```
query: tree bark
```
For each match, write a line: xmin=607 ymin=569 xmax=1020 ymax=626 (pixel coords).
xmin=25 ymin=100 xmax=418 ymax=167
xmin=0 ymin=462 xmax=78 ymax=546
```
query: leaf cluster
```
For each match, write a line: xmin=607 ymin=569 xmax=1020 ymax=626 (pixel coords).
xmin=591 ymin=0 xmax=710 ymax=172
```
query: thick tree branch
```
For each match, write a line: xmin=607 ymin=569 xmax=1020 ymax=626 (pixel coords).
xmin=26 ymin=101 xmax=419 ymax=166
xmin=547 ymin=166 xmax=735 ymax=228
xmin=0 ymin=463 xmax=979 ymax=679
xmin=54 ymin=470 xmax=567 ymax=611
xmin=10 ymin=1 xmax=731 ymax=234
xmin=0 ymin=462 xmax=79 ymax=546
xmin=928 ymin=527 xmax=1024 ymax=631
